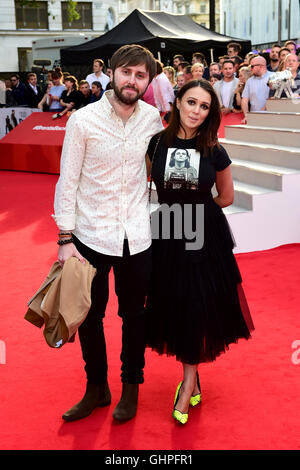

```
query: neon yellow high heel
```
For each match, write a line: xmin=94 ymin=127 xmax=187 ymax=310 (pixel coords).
xmin=172 ymin=381 xmax=188 ymax=425
xmin=190 ymin=372 xmax=202 ymax=407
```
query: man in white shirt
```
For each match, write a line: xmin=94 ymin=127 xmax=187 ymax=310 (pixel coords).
xmin=85 ymin=58 xmax=110 ymax=91
xmin=213 ymin=60 xmax=239 ymax=114
xmin=53 ymin=44 xmax=163 ymax=423
xmin=241 ymin=55 xmax=271 ymax=124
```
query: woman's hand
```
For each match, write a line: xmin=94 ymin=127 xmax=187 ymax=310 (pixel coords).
xmin=58 ymin=243 xmax=86 ymax=267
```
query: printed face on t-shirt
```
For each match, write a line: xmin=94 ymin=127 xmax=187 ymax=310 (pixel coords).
xmin=164 ymin=147 xmax=200 ymax=190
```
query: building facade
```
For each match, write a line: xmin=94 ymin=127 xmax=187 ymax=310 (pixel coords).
xmin=0 ymin=0 xmax=119 ymax=72
xmin=1 ymin=0 xmax=222 ymax=72
xmin=119 ymin=0 xmax=221 ymax=31
xmin=220 ymin=0 xmax=300 ymax=49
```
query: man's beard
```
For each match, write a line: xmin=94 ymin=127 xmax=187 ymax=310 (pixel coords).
xmin=270 ymin=57 xmax=279 ymax=62
xmin=112 ymin=81 xmax=145 ymax=105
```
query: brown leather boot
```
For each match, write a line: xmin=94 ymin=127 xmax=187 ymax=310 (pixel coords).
xmin=62 ymin=382 xmax=111 ymax=422
xmin=113 ymin=383 xmax=139 ymax=422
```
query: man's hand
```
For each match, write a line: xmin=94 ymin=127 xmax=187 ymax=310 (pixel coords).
xmin=58 ymin=243 xmax=86 ymax=267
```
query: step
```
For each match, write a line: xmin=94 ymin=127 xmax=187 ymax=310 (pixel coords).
xmin=225 ymin=125 xmax=300 ymax=148
xmin=219 ymin=139 xmax=300 ymax=170
xmin=223 ymin=204 xmax=250 ymax=215
xmin=246 ymin=111 xmax=300 ymax=129
xmin=266 ymin=98 xmax=300 ymax=112
xmin=232 ymin=181 xmax=276 ymax=210
xmin=231 ymin=158 xmax=297 ymax=190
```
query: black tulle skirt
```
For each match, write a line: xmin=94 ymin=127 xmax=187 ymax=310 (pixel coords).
xmin=145 ymin=199 xmax=254 ymax=365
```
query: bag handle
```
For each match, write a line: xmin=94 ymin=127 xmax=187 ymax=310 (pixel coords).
xmin=148 ymin=134 xmax=161 ymax=203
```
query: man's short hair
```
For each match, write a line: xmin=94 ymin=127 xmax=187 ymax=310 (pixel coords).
xmin=219 ymin=55 xmax=230 ymax=61
xmin=222 ymin=60 xmax=235 ymax=68
xmin=94 ymin=59 xmax=104 ymax=67
xmin=232 ymin=56 xmax=244 ymax=65
xmin=279 ymin=47 xmax=291 ymax=56
xmin=284 ymin=40 xmax=296 ymax=47
xmin=178 ymin=61 xmax=190 ymax=69
xmin=111 ymin=44 xmax=157 ymax=82
xmin=210 ymin=62 xmax=221 ymax=70
xmin=10 ymin=73 xmax=20 ymax=80
xmin=27 ymin=72 xmax=37 ymax=80
xmin=193 ymin=52 xmax=207 ymax=67
xmin=227 ymin=42 xmax=242 ymax=53
xmin=173 ymin=54 xmax=185 ymax=61
xmin=79 ymin=80 xmax=89 ymax=87
xmin=92 ymin=81 xmax=102 ymax=89
xmin=183 ymin=65 xmax=192 ymax=74
xmin=249 ymin=54 xmax=259 ymax=64
xmin=271 ymin=44 xmax=281 ymax=49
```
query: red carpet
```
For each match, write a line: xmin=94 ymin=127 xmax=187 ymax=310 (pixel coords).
xmin=0 ymin=111 xmax=242 ymax=174
xmin=0 ymin=112 xmax=67 ymax=174
xmin=0 ymin=170 xmax=300 ymax=450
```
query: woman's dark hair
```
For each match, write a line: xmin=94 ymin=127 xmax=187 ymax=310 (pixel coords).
xmin=64 ymin=75 xmax=78 ymax=90
xmin=163 ymin=79 xmax=221 ymax=157
xmin=169 ymin=148 xmax=191 ymax=168
xmin=51 ymin=67 xmax=63 ymax=80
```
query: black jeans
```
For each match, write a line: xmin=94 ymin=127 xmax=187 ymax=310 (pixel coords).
xmin=73 ymin=235 xmax=151 ymax=385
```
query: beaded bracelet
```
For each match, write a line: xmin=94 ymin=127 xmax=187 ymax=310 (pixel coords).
xmin=57 ymin=237 xmax=74 ymax=246
xmin=58 ymin=231 xmax=72 ymax=237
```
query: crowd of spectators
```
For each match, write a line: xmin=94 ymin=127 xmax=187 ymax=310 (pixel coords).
xmin=1 ymin=39 xmax=300 ymax=125
xmin=157 ymin=40 xmax=300 ymax=124
xmin=2 ymin=58 xmax=110 ymax=119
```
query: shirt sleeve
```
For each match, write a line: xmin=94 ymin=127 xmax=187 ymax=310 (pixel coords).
xmin=52 ymin=112 xmax=86 ymax=230
xmin=212 ymin=144 xmax=232 ymax=171
xmin=241 ymin=80 xmax=250 ymax=100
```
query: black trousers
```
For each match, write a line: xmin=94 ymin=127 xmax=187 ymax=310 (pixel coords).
xmin=73 ymin=235 xmax=151 ymax=385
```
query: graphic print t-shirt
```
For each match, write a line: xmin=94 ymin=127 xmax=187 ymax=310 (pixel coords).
xmin=164 ymin=147 xmax=200 ymax=190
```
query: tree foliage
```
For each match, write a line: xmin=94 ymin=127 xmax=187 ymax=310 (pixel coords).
xmin=17 ymin=0 xmax=80 ymax=22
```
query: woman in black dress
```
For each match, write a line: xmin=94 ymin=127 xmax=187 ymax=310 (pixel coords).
xmin=53 ymin=75 xmax=80 ymax=119
xmin=146 ymin=79 xmax=254 ymax=425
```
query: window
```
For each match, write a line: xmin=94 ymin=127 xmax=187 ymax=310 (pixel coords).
xmin=15 ymin=1 xmax=48 ymax=29
xmin=200 ymin=1 xmax=207 ymax=13
xmin=62 ymin=2 xmax=93 ymax=29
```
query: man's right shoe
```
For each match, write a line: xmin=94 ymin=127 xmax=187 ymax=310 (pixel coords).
xmin=62 ymin=382 xmax=111 ymax=422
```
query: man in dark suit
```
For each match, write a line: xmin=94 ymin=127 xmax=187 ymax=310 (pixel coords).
xmin=24 ymin=73 xmax=44 ymax=108
xmin=10 ymin=74 xmax=27 ymax=106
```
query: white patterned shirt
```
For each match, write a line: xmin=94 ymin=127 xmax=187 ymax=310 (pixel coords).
xmin=52 ymin=90 xmax=163 ymax=256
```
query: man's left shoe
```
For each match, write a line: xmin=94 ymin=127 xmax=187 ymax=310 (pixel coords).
xmin=113 ymin=383 xmax=139 ymax=421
